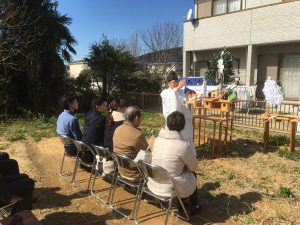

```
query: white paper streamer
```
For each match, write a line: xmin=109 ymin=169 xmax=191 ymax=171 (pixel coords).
xmin=262 ymin=79 xmax=283 ymax=106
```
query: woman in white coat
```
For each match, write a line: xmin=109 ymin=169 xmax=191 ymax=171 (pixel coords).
xmin=147 ymin=111 xmax=200 ymax=214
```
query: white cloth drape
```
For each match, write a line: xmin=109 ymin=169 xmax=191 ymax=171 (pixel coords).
xmin=228 ymin=0 xmax=241 ymax=12
xmin=280 ymin=54 xmax=300 ymax=99
xmin=161 ymin=88 xmax=196 ymax=155
xmin=213 ymin=0 xmax=227 ymax=15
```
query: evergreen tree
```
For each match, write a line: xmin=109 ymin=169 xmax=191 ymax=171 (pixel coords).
xmin=85 ymin=37 xmax=137 ymax=97
xmin=205 ymin=48 xmax=236 ymax=85
xmin=0 ymin=0 xmax=77 ymax=114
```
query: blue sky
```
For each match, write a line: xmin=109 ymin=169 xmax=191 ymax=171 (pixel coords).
xmin=58 ymin=0 xmax=193 ymax=61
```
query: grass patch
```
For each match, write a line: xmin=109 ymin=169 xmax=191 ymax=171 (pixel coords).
xmin=0 ymin=115 xmax=58 ymax=142
xmin=140 ymin=112 xmax=164 ymax=137
xmin=243 ymin=215 xmax=259 ymax=224
xmin=278 ymin=148 xmax=300 ymax=161
xmin=269 ymin=135 xmax=289 ymax=146
xmin=277 ymin=186 xmax=294 ymax=198
xmin=0 ymin=112 xmax=164 ymax=142
xmin=7 ymin=131 xmax=26 ymax=142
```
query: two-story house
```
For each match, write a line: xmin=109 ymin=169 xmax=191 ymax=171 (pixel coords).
xmin=68 ymin=60 xmax=89 ymax=78
xmin=184 ymin=0 xmax=300 ymax=100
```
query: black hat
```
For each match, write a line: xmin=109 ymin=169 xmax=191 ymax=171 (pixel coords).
xmin=167 ymin=71 xmax=178 ymax=82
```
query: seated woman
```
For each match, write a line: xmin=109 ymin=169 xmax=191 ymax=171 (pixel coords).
xmin=102 ymin=98 xmax=127 ymax=175
xmin=147 ymin=111 xmax=200 ymax=214
xmin=104 ymin=98 xmax=127 ymax=151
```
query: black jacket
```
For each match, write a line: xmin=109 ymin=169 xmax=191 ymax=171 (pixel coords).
xmin=103 ymin=120 xmax=124 ymax=150
xmin=82 ymin=110 xmax=106 ymax=146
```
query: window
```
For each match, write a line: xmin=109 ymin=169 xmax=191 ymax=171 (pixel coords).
xmin=280 ymin=54 xmax=300 ymax=99
xmin=213 ymin=0 xmax=241 ymax=15
xmin=195 ymin=61 xmax=209 ymax=77
xmin=233 ymin=58 xmax=240 ymax=74
xmin=213 ymin=0 xmax=227 ymax=15
xmin=228 ymin=0 xmax=241 ymax=12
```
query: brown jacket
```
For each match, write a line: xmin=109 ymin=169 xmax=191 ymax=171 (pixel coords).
xmin=113 ymin=121 xmax=148 ymax=180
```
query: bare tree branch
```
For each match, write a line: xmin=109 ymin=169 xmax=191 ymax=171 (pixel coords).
xmin=140 ymin=22 xmax=182 ymax=78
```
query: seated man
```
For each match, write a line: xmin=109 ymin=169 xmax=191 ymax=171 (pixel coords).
xmin=83 ymin=97 xmax=107 ymax=146
xmin=0 ymin=151 xmax=9 ymax=160
xmin=147 ymin=111 xmax=200 ymax=214
xmin=0 ymin=157 xmax=19 ymax=177
xmin=82 ymin=97 xmax=107 ymax=163
xmin=113 ymin=106 xmax=148 ymax=182
xmin=0 ymin=174 xmax=35 ymax=215
xmin=0 ymin=153 xmax=35 ymax=215
xmin=56 ymin=94 xmax=82 ymax=156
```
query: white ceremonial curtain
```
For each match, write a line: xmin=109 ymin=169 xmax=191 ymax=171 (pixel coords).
xmin=280 ymin=54 xmax=300 ymax=99
xmin=213 ymin=0 xmax=227 ymax=15
xmin=228 ymin=0 xmax=241 ymax=12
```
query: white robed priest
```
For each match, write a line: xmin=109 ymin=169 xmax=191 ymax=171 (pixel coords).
xmin=161 ymin=71 xmax=196 ymax=155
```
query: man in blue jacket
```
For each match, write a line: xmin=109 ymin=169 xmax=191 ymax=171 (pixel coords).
xmin=56 ymin=94 xmax=82 ymax=156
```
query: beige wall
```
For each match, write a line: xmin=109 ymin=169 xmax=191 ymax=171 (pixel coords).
xmin=185 ymin=1 xmax=300 ymax=52
xmin=245 ymin=0 xmax=282 ymax=9
xmin=257 ymin=43 xmax=300 ymax=55
xmin=69 ymin=63 xmax=88 ymax=78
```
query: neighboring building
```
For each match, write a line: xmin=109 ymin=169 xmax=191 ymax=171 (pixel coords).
xmin=138 ymin=47 xmax=183 ymax=76
xmin=68 ymin=60 xmax=89 ymax=78
xmin=184 ymin=0 xmax=300 ymax=100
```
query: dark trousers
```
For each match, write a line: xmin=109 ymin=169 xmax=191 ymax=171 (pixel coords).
xmin=64 ymin=144 xmax=78 ymax=157
xmin=1 ymin=174 xmax=35 ymax=214
xmin=188 ymin=172 xmax=199 ymax=208
xmin=188 ymin=187 xmax=199 ymax=208
xmin=0 ymin=159 xmax=20 ymax=176
xmin=0 ymin=152 xmax=9 ymax=160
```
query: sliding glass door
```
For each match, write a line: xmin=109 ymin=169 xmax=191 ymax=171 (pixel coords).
xmin=280 ymin=54 xmax=300 ymax=99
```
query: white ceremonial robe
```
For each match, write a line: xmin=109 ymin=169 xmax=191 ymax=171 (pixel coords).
xmin=160 ymin=88 xmax=196 ymax=155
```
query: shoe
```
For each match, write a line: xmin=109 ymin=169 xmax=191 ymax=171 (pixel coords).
xmin=190 ymin=205 xmax=201 ymax=215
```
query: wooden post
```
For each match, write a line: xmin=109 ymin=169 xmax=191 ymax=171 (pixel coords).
xmin=290 ymin=120 xmax=297 ymax=152
xmin=218 ymin=121 xmax=223 ymax=154
xmin=203 ymin=109 xmax=207 ymax=144
xmin=224 ymin=112 xmax=229 ymax=144
xmin=263 ymin=118 xmax=270 ymax=150
xmin=212 ymin=121 xmax=216 ymax=157
xmin=198 ymin=110 xmax=201 ymax=146
xmin=141 ymin=92 xmax=145 ymax=110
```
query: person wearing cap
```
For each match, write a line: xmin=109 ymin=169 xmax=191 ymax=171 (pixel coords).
xmin=160 ymin=71 xmax=196 ymax=155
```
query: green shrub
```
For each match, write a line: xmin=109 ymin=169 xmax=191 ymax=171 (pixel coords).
xmin=7 ymin=130 xmax=26 ymax=142
xmin=277 ymin=186 xmax=294 ymax=198
xmin=269 ymin=135 xmax=289 ymax=146
xmin=278 ymin=148 xmax=300 ymax=161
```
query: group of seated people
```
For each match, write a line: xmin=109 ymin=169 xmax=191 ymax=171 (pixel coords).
xmin=0 ymin=151 xmax=35 ymax=216
xmin=56 ymin=94 xmax=200 ymax=214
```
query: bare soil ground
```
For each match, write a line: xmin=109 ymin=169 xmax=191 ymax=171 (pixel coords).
xmin=1 ymin=136 xmax=300 ymax=225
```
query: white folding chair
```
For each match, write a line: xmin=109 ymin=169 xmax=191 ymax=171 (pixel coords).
xmin=58 ymin=135 xmax=77 ymax=181
xmin=72 ymin=140 xmax=96 ymax=191
xmin=0 ymin=199 xmax=17 ymax=217
xmin=135 ymin=160 xmax=190 ymax=225
xmin=110 ymin=152 xmax=143 ymax=220
xmin=90 ymin=145 xmax=117 ymax=204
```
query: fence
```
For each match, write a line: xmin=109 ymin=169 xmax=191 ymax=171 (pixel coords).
xmin=123 ymin=92 xmax=162 ymax=113
xmin=124 ymin=92 xmax=300 ymax=133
